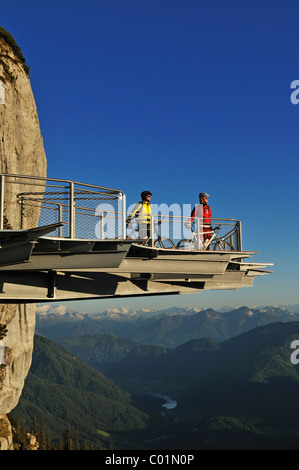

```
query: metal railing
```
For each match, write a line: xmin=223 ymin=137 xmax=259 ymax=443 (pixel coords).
xmin=0 ymin=173 xmax=242 ymax=250
xmin=125 ymin=212 xmax=242 ymax=251
xmin=0 ymin=173 xmax=126 ymax=239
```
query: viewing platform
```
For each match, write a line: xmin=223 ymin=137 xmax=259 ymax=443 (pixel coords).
xmin=0 ymin=173 xmax=272 ymax=302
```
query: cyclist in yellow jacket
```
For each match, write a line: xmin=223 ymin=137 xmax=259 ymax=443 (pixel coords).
xmin=126 ymin=191 xmax=152 ymax=239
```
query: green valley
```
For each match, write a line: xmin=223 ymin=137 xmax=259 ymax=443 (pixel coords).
xmin=12 ymin=317 xmax=299 ymax=449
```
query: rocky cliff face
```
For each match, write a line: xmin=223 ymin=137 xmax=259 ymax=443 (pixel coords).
xmin=0 ymin=27 xmax=47 ymax=449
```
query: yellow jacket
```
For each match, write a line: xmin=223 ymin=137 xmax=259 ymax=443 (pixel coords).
xmin=127 ymin=200 xmax=151 ymax=225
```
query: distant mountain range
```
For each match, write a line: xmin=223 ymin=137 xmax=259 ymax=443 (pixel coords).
xmin=36 ymin=303 xmax=299 ymax=320
xmin=36 ymin=304 xmax=299 ymax=348
xmin=108 ymin=321 xmax=299 ymax=391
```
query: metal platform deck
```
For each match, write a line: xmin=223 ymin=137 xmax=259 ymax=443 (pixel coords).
xmin=0 ymin=173 xmax=272 ymax=302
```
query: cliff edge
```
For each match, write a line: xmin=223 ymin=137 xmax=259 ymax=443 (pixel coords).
xmin=0 ymin=27 xmax=47 ymax=449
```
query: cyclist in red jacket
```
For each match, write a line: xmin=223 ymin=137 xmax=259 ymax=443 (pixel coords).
xmin=187 ymin=192 xmax=212 ymax=249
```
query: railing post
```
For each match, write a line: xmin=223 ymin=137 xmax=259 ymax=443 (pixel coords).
xmin=237 ymin=221 xmax=242 ymax=251
xmin=195 ymin=216 xmax=200 ymax=250
xmin=194 ymin=206 xmax=203 ymax=250
xmin=69 ymin=182 xmax=75 ymax=238
xmin=0 ymin=175 xmax=4 ymax=230
xmin=58 ymin=204 xmax=63 ymax=237
xmin=20 ymin=196 xmax=24 ymax=229
xmin=121 ymin=193 xmax=126 ymax=239
xmin=100 ymin=212 xmax=104 ymax=240
xmin=150 ymin=214 xmax=154 ymax=246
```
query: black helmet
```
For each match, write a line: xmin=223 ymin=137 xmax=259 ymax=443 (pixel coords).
xmin=141 ymin=191 xmax=152 ymax=199
xmin=199 ymin=192 xmax=210 ymax=199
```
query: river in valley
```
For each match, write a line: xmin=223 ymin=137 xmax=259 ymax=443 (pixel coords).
xmin=152 ymin=393 xmax=177 ymax=412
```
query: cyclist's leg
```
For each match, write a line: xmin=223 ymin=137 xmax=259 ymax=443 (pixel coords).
xmin=203 ymin=229 xmax=212 ymax=250
xmin=138 ymin=222 xmax=148 ymax=240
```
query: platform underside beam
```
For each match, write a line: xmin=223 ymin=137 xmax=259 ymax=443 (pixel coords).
xmin=0 ymin=232 xmax=272 ymax=302
xmin=0 ymin=266 xmax=268 ymax=302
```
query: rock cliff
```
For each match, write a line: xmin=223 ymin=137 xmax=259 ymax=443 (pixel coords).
xmin=0 ymin=27 xmax=47 ymax=449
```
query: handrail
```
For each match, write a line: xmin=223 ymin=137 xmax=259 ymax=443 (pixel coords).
xmin=0 ymin=172 xmax=122 ymax=194
xmin=0 ymin=173 xmax=243 ymax=250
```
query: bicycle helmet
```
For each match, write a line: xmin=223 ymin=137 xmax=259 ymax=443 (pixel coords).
xmin=199 ymin=192 xmax=210 ymax=198
xmin=141 ymin=191 xmax=152 ymax=199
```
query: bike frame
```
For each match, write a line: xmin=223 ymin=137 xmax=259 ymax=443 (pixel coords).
xmin=186 ymin=227 xmax=216 ymax=250
xmin=126 ymin=219 xmax=161 ymax=245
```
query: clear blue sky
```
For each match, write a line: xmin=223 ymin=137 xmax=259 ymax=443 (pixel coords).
xmin=1 ymin=0 xmax=298 ymax=311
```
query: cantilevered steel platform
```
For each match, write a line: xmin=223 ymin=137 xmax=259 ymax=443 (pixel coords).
xmin=0 ymin=173 xmax=273 ymax=302
xmin=0 ymin=225 xmax=272 ymax=302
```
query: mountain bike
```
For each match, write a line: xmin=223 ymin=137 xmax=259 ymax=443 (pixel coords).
xmin=126 ymin=219 xmax=175 ymax=249
xmin=176 ymin=224 xmax=235 ymax=251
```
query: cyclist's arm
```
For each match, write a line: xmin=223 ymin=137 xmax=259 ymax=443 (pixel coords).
xmin=187 ymin=206 xmax=196 ymax=224
xmin=126 ymin=202 xmax=142 ymax=226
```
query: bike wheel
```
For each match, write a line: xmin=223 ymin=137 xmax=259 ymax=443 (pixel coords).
xmin=154 ymin=237 xmax=175 ymax=249
xmin=176 ymin=239 xmax=193 ymax=249
xmin=212 ymin=240 xmax=235 ymax=251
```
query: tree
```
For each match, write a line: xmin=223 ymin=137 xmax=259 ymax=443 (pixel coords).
xmin=75 ymin=429 xmax=79 ymax=450
xmin=39 ymin=418 xmax=46 ymax=450
xmin=64 ymin=425 xmax=73 ymax=451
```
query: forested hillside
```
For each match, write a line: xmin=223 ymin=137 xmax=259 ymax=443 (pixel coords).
xmin=12 ymin=335 xmax=148 ymax=449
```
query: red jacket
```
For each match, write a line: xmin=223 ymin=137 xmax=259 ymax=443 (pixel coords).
xmin=189 ymin=204 xmax=211 ymax=226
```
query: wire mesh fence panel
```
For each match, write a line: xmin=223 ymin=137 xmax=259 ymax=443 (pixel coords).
xmin=2 ymin=175 xmax=47 ymax=230
xmin=37 ymin=185 xmax=71 ymax=237
xmin=0 ymin=175 xmax=124 ymax=239
xmin=76 ymin=189 xmax=122 ymax=239
xmin=208 ymin=221 xmax=239 ymax=249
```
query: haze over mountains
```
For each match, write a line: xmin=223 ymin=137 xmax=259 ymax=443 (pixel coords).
xmin=36 ymin=304 xmax=299 ymax=348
